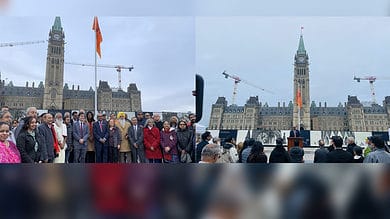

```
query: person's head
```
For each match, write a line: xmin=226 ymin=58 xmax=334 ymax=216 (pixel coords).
xmin=170 ymin=116 xmax=178 ymax=127
xmin=44 ymin=113 xmax=53 ymax=125
xmin=72 ymin=111 xmax=78 ymax=120
xmin=0 ymin=110 xmax=12 ymax=125
xmin=347 ymin=137 xmax=355 ymax=145
xmin=22 ymin=116 xmax=37 ymax=131
xmin=292 ymin=126 xmax=297 ymax=130
xmin=110 ymin=113 xmax=116 ymax=120
xmin=144 ymin=113 xmax=151 ymax=120
xmin=136 ymin=111 xmax=144 ymax=120
xmin=276 ymin=137 xmax=283 ymax=147
xmin=371 ymin=136 xmax=385 ymax=149
xmin=201 ymin=144 xmax=221 ymax=163
xmin=162 ymin=121 xmax=170 ymax=130
xmin=26 ymin=107 xmax=37 ymax=118
xmin=78 ymin=112 xmax=85 ymax=123
xmin=12 ymin=119 xmax=18 ymax=128
xmin=117 ymin=112 xmax=126 ymax=120
xmin=108 ymin=119 xmax=116 ymax=128
xmin=64 ymin=114 xmax=71 ymax=125
xmin=153 ymin=114 xmax=161 ymax=122
xmin=0 ymin=122 xmax=10 ymax=142
xmin=201 ymin=131 xmax=212 ymax=142
xmin=189 ymin=113 xmax=196 ymax=123
xmin=54 ymin=112 xmax=63 ymax=126
xmin=353 ymin=146 xmax=363 ymax=156
xmin=331 ymin=136 xmax=343 ymax=148
xmin=130 ymin=117 xmax=138 ymax=126
xmin=146 ymin=118 xmax=155 ymax=128
xmin=251 ymin=141 xmax=264 ymax=154
xmin=178 ymin=120 xmax=187 ymax=130
xmin=318 ymin=139 xmax=325 ymax=147
xmin=86 ymin=111 xmax=94 ymax=122
xmin=236 ymin=142 xmax=244 ymax=152
xmin=97 ymin=113 xmax=104 ymax=121
xmin=1 ymin=106 xmax=9 ymax=112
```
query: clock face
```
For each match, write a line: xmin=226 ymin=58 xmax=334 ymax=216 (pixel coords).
xmin=53 ymin=33 xmax=60 ymax=40
xmin=298 ymin=56 xmax=305 ymax=63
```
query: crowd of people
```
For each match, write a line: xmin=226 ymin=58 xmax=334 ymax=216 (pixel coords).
xmin=1 ymin=105 xmax=390 ymax=163
xmin=0 ymin=106 xmax=197 ymax=163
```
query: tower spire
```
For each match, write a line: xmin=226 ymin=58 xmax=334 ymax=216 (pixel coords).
xmin=52 ymin=16 xmax=62 ymax=32
xmin=297 ymin=26 xmax=306 ymax=55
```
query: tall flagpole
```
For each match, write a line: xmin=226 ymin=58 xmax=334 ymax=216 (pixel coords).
xmin=94 ymin=23 xmax=98 ymax=118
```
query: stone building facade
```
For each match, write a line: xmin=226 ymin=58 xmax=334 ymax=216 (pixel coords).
xmin=0 ymin=17 xmax=141 ymax=115
xmin=209 ymin=32 xmax=390 ymax=132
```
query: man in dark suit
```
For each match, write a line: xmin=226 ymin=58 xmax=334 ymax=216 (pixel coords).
xmin=93 ymin=113 xmax=109 ymax=163
xmin=128 ymin=116 xmax=145 ymax=163
xmin=73 ymin=112 xmax=89 ymax=163
xmin=326 ymin=136 xmax=353 ymax=163
xmin=289 ymin=126 xmax=300 ymax=137
xmin=38 ymin=113 xmax=58 ymax=163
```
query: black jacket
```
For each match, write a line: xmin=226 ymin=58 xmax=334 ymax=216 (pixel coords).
xmin=16 ymin=129 xmax=45 ymax=163
xmin=326 ymin=148 xmax=354 ymax=163
xmin=176 ymin=129 xmax=193 ymax=153
xmin=269 ymin=147 xmax=291 ymax=163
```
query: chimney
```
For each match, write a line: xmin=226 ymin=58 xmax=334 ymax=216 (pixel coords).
xmin=26 ymin=82 xmax=28 ymax=87
xmin=325 ymin=102 xmax=327 ymax=108
xmin=77 ymin=85 xmax=80 ymax=90
xmin=278 ymin=102 xmax=280 ymax=108
xmin=319 ymin=102 xmax=322 ymax=107
xmin=72 ymin=85 xmax=74 ymax=90
xmin=32 ymin=82 xmax=35 ymax=88
xmin=283 ymin=102 xmax=285 ymax=107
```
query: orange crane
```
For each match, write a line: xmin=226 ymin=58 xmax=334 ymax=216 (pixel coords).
xmin=353 ymin=75 xmax=390 ymax=104
xmin=222 ymin=71 xmax=273 ymax=105
xmin=0 ymin=40 xmax=45 ymax=47
xmin=65 ymin=62 xmax=134 ymax=90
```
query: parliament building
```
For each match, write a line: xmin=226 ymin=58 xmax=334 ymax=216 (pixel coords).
xmin=209 ymin=33 xmax=390 ymax=132
xmin=0 ymin=17 xmax=141 ymax=116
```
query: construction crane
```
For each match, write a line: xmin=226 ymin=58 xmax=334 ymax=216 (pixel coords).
xmin=65 ymin=62 xmax=134 ymax=90
xmin=222 ymin=71 xmax=273 ymax=105
xmin=0 ymin=40 xmax=46 ymax=47
xmin=353 ymin=75 xmax=390 ymax=104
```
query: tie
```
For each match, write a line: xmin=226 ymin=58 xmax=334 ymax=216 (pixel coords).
xmin=100 ymin=121 xmax=103 ymax=132
xmin=80 ymin=123 xmax=83 ymax=136
xmin=134 ymin=126 xmax=137 ymax=140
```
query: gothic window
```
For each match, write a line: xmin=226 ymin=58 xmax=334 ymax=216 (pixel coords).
xmin=51 ymin=88 xmax=57 ymax=99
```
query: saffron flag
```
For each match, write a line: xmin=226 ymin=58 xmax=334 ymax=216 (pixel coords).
xmin=297 ymin=87 xmax=302 ymax=108
xmin=92 ymin=16 xmax=103 ymax=58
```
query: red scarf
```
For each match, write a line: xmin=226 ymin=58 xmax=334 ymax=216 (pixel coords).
xmin=50 ymin=125 xmax=60 ymax=154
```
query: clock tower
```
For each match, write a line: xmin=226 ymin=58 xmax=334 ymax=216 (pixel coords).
xmin=43 ymin=16 xmax=65 ymax=110
xmin=293 ymin=30 xmax=311 ymax=130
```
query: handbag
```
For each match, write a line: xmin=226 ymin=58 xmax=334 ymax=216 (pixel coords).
xmin=180 ymin=152 xmax=192 ymax=163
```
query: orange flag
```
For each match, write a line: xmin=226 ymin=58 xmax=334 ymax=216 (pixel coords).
xmin=297 ymin=87 xmax=302 ymax=108
xmin=92 ymin=16 xmax=103 ymax=58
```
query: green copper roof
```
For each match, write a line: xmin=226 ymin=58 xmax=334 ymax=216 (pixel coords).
xmin=52 ymin=17 xmax=62 ymax=31
xmin=297 ymin=35 xmax=306 ymax=55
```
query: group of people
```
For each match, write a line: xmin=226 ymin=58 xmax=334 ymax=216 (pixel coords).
xmin=313 ymin=135 xmax=390 ymax=163
xmin=195 ymin=131 xmax=390 ymax=163
xmin=0 ymin=106 xmax=198 ymax=163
